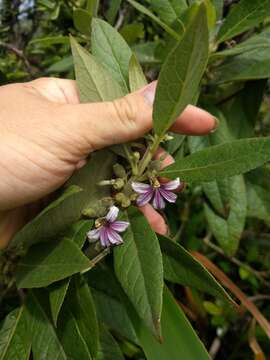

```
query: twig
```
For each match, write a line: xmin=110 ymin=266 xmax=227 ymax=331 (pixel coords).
xmin=203 ymin=235 xmax=270 ymax=288
xmin=209 ymin=337 xmax=222 ymax=359
xmin=115 ymin=7 xmax=127 ymax=30
xmin=0 ymin=41 xmax=36 ymax=76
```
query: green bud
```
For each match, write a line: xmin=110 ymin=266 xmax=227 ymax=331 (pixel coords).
xmin=121 ymin=198 xmax=131 ymax=208
xmin=82 ymin=207 xmax=97 ymax=218
xmin=113 ymin=178 xmax=125 ymax=190
xmin=130 ymin=193 xmax=138 ymax=202
xmin=113 ymin=163 xmax=127 ymax=178
xmin=133 ymin=151 xmax=140 ymax=161
xmin=163 ymin=133 xmax=174 ymax=141
xmin=115 ymin=192 xmax=126 ymax=203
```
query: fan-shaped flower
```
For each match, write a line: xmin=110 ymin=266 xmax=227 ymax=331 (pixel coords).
xmin=87 ymin=206 xmax=129 ymax=247
xmin=132 ymin=178 xmax=180 ymax=209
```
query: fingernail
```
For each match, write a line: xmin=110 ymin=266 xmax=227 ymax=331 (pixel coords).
xmin=141 ymin=81 xmax=157 ymax=107
xmin=210 ymin=117 xmax=220 ymax=133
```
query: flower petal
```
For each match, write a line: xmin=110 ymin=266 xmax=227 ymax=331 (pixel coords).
xmin=110 ymin=221 xmax=129 ymax=232
xmin=106 ymin=206 xmax=119 ymax=223
xmin=159 ymin=188 xmax=177 ymax=203
xmin=136 ymin=188 xmax=154 ymax=207
xmin=107 ymin=229 xmax=123 ymax=245
xmin=87 ymin=228 xmax=101 ymax=242
xmin=152 ymin=189 xmax=166 ymax=209
xmin=100 ymin=227 xmax=110 ymax=247
xmin=132 ymin=181 xmax=153 ymax=194
xmin=162 ymin=177 xmax=180 ymax=191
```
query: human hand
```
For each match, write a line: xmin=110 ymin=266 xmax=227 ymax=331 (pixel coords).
xmin=0 ymin=77 xmax=217 ymax=248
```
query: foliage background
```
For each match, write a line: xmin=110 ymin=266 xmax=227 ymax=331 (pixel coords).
xmin=0 ymin=0 xmax=270 ymax=359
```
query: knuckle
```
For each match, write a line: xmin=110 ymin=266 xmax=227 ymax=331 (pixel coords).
xmin=112 ymin=96 xmax=137 ymax=129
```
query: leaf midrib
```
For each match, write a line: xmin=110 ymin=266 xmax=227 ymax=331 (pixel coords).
xmin=32 ymin=292 xmax=67 ymax=360
xmin=98 ymin=23 xmax=129 ymax=92
xmin=126 ymin=212 xmax=157 ymax=324
xmin=162 ymin=148 xmax=268 ymax=175
xmin=0 ymin=308 xmax=23 ymax=360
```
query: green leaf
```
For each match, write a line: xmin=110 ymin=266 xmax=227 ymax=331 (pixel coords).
xmin=49 ymin=279 xmax=70 ymax=327
xmin=114 ymin=207 xmax=163 ymax=338
xmin=153 ymin=3 xmax=209 ymax=136
xmin=160 ymin=137 xmax=270 ymax=182
xmin=73 ymin=9 xmax=92 ymax=36
xmin=16 ymin=238 xmax=92 ymax=288
xmin=0 ymin=308 xmax=31 ymax=360
xmin=159 ymin=235 xmax=234 ymax=304
xmin=128 ymin=54 xmax=147 ymax=92
xmin=25 ymin=291 xmax=68 ymax=360
xmin=48 ymin=219 xmax=91 ymax=327
xmin=47 ymin=56 xmax=73 ymax=73
xmin=11 ymin=150 xmax=115 ymax=251
xmin=204 ymin=175 xmax=247 ymax=255
xmin=57 ymin=302 xmax=93 ymax=360
xmin=246 ymin=168 xmax=270 ymax=226
xmin=97 ymin=325 xmax=124 ymax=360
xmin=91 ymin=18 xmax=132 ymax=93
xmin=127 ymin=0 xmax=181 ymax=40
xmin=129 ymin=286 xmax=211 ymax=360
xmin=133 ymin=41 xmax=161 ymax=65
xmin=214 ymin=46 xmax=270 ymax=83
xmin=29 ymin=35 xmax=70 ymax=46
xmin=217 ymin=0 xmax=270 ymax=44
xmin=146 ymin=0 xmax=187 ymax=25
xmin=10 ymin=185 xmax=83 ymax=249
xmin=66 ymin=150 xmax=116 ymax=218
xmin=105 ymin=0 xmax=122 ymax=24
xmin=213 ymin=28 xmax=270 ymax=59
xmin=70 ymin=36 xmax=124 ymax=103
xmin=86 ymin=0 xmax=99 ymax=16
xmin=68 ymin=276 xmax=99 ymax=359
xmin=92 ymin=288 xmax=138 ymax=343
xmin=212 ymin=0 xmax=223 ymax=20
xmin=88 ymin=265 xmax=138 ymax=343
xmin=120 ymin=23 xmax=144 ymax=45
xmin=66 ymin=219 xmax=94 ymax=248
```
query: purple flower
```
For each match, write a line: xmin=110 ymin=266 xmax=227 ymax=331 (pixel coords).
xmin=131 ymin=178 xmax=180 ymax=209
xmin=87 ymin=206 xmax=129 ymax=248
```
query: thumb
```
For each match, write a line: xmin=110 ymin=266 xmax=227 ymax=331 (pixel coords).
xmin=59 ymin=82 xmax=156 ymax=153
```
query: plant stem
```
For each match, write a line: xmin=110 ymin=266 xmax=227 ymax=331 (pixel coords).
xmin=204 ymin=235 xmax=270 ymax=288
xmin=81 ymin=248 xmax=111 ymax=274
xmin=137 ymin=134 xmax=162 ymax=176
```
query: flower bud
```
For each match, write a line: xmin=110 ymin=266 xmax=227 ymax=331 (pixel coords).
xmin=113 ymin=178 xmax=125 ymax=190
xmin=133 ymin=151 xmax=140 ymax=161
xmin=113 ymin=163 xmax=127 ymax=178
xmin=121 ymin=198 xmax=131 ymax=208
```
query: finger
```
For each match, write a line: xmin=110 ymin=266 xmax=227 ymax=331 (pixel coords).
xmin=29 ymin=78 xmax=80 ymax=104
xmin=59 ymin=81 xmax=216 ymax=153
xmin=139 ymin=204 xmax=168 ymax=235
xmin=171 ymin=104 xmax=218 ymax=135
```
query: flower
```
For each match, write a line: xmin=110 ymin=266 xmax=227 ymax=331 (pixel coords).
xmin=131 ymin=178 xmax=180 ymax=209
xmin=87 ymin=206 xmax=129 ymax=247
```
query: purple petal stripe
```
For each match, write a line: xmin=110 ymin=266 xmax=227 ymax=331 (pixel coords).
xmin=152 ymin=189 xmax=165 ymax=209
xmin=100 ymin=227 xmax=110 ymax=247
xmin=159 ymin=188 xmax=177 ymax=203
xmin=107 ymin=229 xmax=123 ymax=244
xmin=110 ymin=221 xmax=129 ymax=232
xmin=136 ymin=188 xmax=154 ymax=207
xmin=106 ymin=206 xmax=119 ymax=223
xmin=162 ymin=178 xmax=180 ymax=191
xmin=131 ymin=181 xmax=152 ymax=194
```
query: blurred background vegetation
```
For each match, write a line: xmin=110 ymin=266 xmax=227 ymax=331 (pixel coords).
xmin=0 ymin=1 xmax=270 ymax=359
